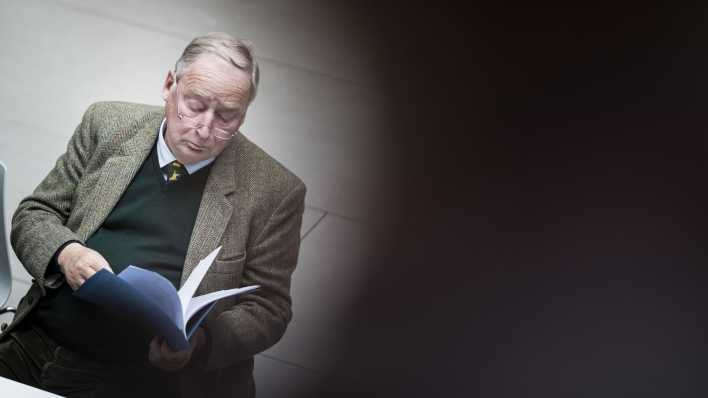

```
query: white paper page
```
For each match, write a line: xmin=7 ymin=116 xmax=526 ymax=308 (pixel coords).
xmin=0 ymin=375 xmax=64 ymax=397
xmin=177 ymin=246 xmax=222 ymax=319
xmin=184 ymin=285 xmax=260 ymax=327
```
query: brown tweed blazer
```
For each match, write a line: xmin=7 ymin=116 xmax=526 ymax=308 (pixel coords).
xmin=4 ymin=101 xmax=305 ymax=396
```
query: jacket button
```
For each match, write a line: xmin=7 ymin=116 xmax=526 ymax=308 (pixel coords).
xmin=1 ymin=323 xmax=7 ymax=332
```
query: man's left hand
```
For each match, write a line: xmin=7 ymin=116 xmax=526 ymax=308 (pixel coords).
xmin=148 ymin=327 xmax=207 ymax=371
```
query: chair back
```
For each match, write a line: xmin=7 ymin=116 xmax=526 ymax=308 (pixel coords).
xmin=0 ymin=161 xmax=12 ymax=308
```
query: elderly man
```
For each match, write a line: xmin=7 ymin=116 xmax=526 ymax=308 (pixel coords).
xmin=0 ymin=32 xmax=305 ymax=397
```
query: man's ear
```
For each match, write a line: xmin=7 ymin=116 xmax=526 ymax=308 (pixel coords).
xmin=162 ymin=70 xmax=175 ymax=102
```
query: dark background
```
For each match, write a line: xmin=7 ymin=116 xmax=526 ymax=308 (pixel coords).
xmin=306 ymin=3 xmax=708 ymax=397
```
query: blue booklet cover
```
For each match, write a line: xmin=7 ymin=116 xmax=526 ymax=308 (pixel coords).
xmin=74 ymin=246 xmax=259 ymax=351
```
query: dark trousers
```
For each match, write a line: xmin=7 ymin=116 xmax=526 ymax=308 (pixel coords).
xmin=0 ymin=319 xmax=180 ymax=398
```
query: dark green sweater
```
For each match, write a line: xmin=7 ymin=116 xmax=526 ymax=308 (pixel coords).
xmin=35 ymin=142 xmax=211 ymax=362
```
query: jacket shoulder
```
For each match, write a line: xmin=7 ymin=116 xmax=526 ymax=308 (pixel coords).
xmin=234 ymin=133 xmax=305 ymax=195
xmin=83 ymin=101 xmax=163 ymax=130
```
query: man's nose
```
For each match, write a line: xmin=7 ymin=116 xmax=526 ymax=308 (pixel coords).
xmin=196 ymin=110 xmax=216 ymax=139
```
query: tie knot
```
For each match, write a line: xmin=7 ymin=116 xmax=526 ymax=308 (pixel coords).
xmin=163 ymin=160 xmax=186 ymax=183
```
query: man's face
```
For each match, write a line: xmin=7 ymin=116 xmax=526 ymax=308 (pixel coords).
xmin=161 ymin=53 xmax=251 ymax=165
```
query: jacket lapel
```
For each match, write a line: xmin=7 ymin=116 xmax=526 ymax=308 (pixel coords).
xmin=76 ymin=114 xmax=161 ymax=241
xmin=180 ymin=137 xmax=238 ymax=287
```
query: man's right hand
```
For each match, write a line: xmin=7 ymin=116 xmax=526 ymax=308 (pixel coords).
xmin=57 ymin=242 xmax=113 ymax=290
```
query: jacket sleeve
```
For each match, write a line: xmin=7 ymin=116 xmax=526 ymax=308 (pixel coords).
xmin=204 ymin=180 xmax=306 ymax=370
xmin=10 ymin=104 xmax=98 ymax=291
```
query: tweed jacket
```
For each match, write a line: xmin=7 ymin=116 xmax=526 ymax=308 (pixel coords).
xmin=4 ymin=101 xmax=305 ymax=396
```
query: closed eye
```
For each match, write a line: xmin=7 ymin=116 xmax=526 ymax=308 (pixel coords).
xmin=218 ymin=112 xmax=239 ymax=122
xmin=188 ymin=101 xmax=206 ymax=112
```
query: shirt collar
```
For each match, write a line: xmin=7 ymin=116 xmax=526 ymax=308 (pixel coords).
xmin=157 ymin=118 xmax=214 ymax=174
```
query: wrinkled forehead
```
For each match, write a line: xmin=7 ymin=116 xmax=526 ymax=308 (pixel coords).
xmin=178 ymin=54 xmax=251 ymax=108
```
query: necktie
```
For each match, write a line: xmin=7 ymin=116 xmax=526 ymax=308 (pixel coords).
xmin=163 ymin=160 xmax=186 ymax=183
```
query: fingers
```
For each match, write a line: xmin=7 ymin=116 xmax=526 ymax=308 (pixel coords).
xmin=65 ymin=266 xmax=93 ymax=291
xmin=160 ymin=339 xmax=190 ymax=362
xmin=79 ymin=265 xmax=98 ymax=280
xmin=86 ymin=252 xmax=110 ymax=272
xmin=148 ymin=336 xmax=162 ymax=364
xmin=67 ymin=276 xmax=85 ymax=291
xmin=86 ymin=261 xmax=102 ymax=273
xmin=148 ymin=337 xmax=191 ymax=371
xmin=59 ymin=245 xmax=113 ymax=289
xmin=67 ymin=264 xmax=96 ymax=291
xmin=189 ymin=327 xmax=205 ymax=351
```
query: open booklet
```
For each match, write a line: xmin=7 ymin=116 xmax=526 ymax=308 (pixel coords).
xmin=74 ymin=247 xmax=258 ymax=351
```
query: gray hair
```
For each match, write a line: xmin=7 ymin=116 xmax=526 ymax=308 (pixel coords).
xmin=174 ymin=32 xmax=260 ymax=103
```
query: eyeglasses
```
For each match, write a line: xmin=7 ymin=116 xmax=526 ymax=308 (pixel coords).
xmin=174 ymin=80 xmax=238 ymax=141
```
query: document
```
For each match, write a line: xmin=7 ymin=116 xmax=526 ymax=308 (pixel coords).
xmin=75 ymin=247 xmax=258 ymax=350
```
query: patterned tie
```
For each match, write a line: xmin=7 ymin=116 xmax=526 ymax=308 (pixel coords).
xmin=162 ymin=160 xmax=186 ymax=183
